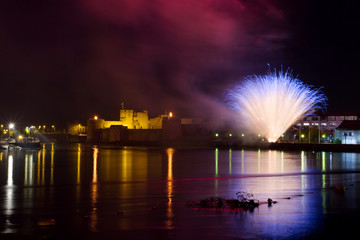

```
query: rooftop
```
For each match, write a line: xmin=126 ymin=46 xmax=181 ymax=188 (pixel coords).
xmin=336 ymin=120 xmax=360 ymax=130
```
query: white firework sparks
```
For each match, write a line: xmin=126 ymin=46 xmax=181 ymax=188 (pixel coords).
xmin=228 ymin=69 xmax=327 ymax=142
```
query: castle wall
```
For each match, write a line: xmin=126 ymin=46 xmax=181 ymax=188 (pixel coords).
xmin=103 ymin=121 xmax=122 ymax=128
xmin=86 ymin=110 xmax=199 ymax=144
xmin=133 ymin=111 xmax=149 ymax=129
xmin=127 ymin=129 xmax=162 ymax=142
xmin=162 ymin=118 xmax=181 ymax=140
xmin=119 ymin=109 xmax=149 ymax=129
xmin=149 ymin=116 xmax=163 ymax=129
xmin=100 ymin=125 xmax=128 ymax=142
xmin=87 ymin=118 xmax=105 ymax=142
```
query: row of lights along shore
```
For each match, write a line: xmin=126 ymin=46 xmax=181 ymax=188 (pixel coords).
xmin=1 ymin=123 xmax=56 ymax=137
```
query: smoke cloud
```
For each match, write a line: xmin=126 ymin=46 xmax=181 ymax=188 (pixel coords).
xmin=79 ymin=0 xmax=288 ymax=116
xmin=0 ymin=0 xmax=289 ymax=125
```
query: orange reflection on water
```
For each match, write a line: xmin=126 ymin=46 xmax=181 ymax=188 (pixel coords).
xmin=51 ymin=144 xmax=54 ymax=185
xmin=90 ymin=146 xmax=99 ymax=232
xmin=37 ymin=150 xmax=41 ymax=185
xmin=93 ymin=146 xmax=98 ymax=183
xmin=42 ymin=148 xmax=45 ymax=185
xmin=122 ymin=150 xmax=132 ymax=182
xmin=77 ymin=143 xmax=81 ymax=184
xmin=166 ymin=148 xmax=174 ymax=229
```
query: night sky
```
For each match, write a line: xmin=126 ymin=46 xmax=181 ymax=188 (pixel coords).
xmin=0 ymin=0 xmax=358 ymax=127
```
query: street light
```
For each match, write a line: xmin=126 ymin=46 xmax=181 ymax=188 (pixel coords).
xmin=8 ymin=123 xmax=14 ymax=138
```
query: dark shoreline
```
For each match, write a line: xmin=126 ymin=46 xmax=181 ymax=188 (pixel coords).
xmin=62 ymin=142 xmax=360 ymax=153
xmin=30 ymin=134 xmax=360 ymax=153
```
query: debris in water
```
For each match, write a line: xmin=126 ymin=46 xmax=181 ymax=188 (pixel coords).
xmin=186 ymin=191 xmax=261 ymax=211
xmin=267 ymin=198 xmax=278 ymax=206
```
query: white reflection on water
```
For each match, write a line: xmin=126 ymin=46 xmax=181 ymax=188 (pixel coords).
xmin=24 ymin=153 xmax=34 ymax=186
xmin=7 ymin=154 xmax=13 ymax=187
xmin=301 ymin=151 xmax=306 ymax=191
xmin=3 ymin=154 xmax=14 ymax=233
xmin=241 ymin=149 xmax=244 ymax=174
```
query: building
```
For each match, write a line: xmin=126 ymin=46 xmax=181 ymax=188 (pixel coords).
xmin=296 ymin=112 xmax=360 ymax=131
xmin=283 ymin=112 xmax=360 ymax=143
xmin=67 ymin=123 xmax=86 ymax=135
xmin=86 ymin=109 xmax=181 ymax=143
xmin=334 ymin=120 xmax=360 ymax=144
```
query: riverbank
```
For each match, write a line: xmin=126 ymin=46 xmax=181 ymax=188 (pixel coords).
xmin=32 ymin=133 xmax=360 ymax=153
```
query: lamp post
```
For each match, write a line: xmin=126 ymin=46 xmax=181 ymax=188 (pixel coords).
xmin=8 ymin=123 xmax=14 ymax=138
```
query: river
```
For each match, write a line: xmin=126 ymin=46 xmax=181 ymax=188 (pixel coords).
xmin=1 ymin=143 xmax=360 ymax=239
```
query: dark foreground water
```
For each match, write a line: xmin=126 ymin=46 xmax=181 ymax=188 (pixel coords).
xmin=1 ymin=144 xmax=360 ymax=239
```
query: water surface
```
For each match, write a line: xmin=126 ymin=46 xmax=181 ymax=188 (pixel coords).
xmin=1 ymin=144 xmax=360 ymax=239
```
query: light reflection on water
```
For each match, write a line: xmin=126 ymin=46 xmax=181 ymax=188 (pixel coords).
xmin=90 ymin=145 xmax=98 ymax=232
xmin=0 ymin=145 xmax=360 ymax=239
xmin=166 ymin=148 xmax=174 ymax=230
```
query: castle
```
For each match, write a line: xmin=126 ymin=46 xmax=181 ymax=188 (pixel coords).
xmin=86 ymin=109 xmax=201 ymax=144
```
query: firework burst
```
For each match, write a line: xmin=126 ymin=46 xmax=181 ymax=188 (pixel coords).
xmin=227 ymin=69 xmax=327 ymax=142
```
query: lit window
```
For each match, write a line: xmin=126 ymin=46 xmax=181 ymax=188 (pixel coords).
xmin=303 ymin=123 xmax=309 ymax=126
